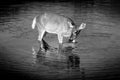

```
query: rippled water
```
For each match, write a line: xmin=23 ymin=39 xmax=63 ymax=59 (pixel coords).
xmin=0 ymin=1 xmax=120 ymax=80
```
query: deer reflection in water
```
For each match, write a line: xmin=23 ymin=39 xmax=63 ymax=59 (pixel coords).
xmin=63 ymin=46 xmax=80 ymax=70
xmin=67 ymin=54 xmax=80 ymax=69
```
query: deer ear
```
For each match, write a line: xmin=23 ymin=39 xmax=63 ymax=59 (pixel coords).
xmin=68 ymin=22 xmax=74 ymax=28
xmin=78 ymin=23 xmax=86 ymax=30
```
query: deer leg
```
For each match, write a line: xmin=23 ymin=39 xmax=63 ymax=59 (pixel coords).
xmin=38 ymin=40 xmax=45 ymax=52
xmin=58 ymin=34 xmax=63 ymax=54
xmin=58 ymin=43 xmax=62 ymax=54
xmin=38 ymin=30 xmax=45 ymax=52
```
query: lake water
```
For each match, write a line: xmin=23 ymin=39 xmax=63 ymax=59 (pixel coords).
xmin=0 ymin=1 xmax=120 ymax=80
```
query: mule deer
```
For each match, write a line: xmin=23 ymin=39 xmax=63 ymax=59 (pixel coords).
xmin=32 ymin=12 xmax=86 ymax=54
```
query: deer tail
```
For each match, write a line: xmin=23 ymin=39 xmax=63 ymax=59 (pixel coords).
xmin=32 ymin=16 xmax=37 ymax=29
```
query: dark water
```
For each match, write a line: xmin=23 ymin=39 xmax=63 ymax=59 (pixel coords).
xmin=0 ymin=1 xmax=120 ymax=80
